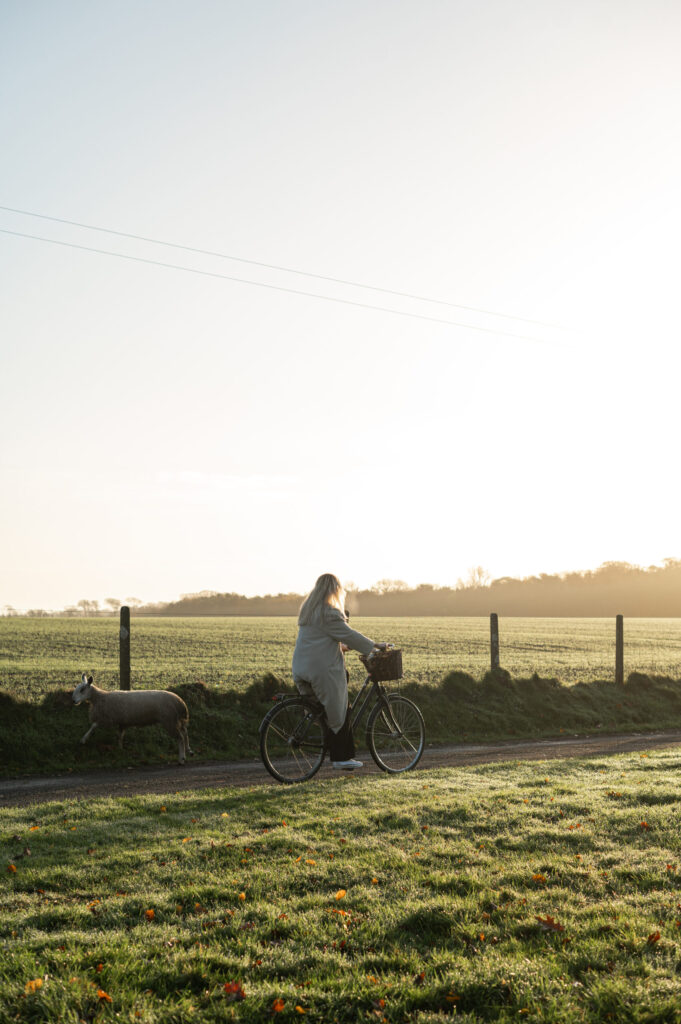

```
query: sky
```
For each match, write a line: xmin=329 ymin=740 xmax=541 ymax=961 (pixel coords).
xmin=2 ymin=0 xmax=681 ymax=611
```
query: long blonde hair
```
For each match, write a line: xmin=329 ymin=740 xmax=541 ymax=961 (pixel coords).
xmin=298 ymin=573 xmax=346 ymax=626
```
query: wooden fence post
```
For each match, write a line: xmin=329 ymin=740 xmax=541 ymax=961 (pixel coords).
xmin=120 ymin=605 xmax=131 ymax=690
xmin=615 ymin=614 xmax=624 ymax=685
xmin=490 ymin=613 xmax=500 ymax=671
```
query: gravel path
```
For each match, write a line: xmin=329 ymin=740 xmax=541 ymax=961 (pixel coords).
xmin=3 ymin=730 xmax=681 ymax=808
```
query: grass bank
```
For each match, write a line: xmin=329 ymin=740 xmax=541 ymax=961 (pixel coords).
xmin=3 ymin=670 xmax=681 ymax=778
xmin=3 ymin=751 xmax=681 ymax=1021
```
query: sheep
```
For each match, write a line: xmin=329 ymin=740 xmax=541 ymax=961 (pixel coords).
xmin=72 ymin=673 xmax=193 ymax=764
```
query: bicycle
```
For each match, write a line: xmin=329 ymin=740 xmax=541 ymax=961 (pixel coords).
xmin=259 ymin=647 xmax=425 ymax=783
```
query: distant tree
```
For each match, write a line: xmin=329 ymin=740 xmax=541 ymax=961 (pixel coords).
xmin=63 ymin=606 xmax=78 ymax=617
xmin=104 ymin=598 xmax=122 ymax=614
xmin=371 ymin=579 xmax=410 ymax=594
xmin=77 ymin=599 xmax=99 ymax=616
xmin=27 ymin=609 xmax=49 ymax=618
xmin=2 ymin=605 xmax=17 ymax=617
xmin=464 ymin=566 xmax=491 ymax=589
xmin=125 ymin=597 xmax=143 ymax=609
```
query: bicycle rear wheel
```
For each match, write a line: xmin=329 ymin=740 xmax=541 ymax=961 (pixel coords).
xmin=366 ymin=694 xmax=425 ymax=773
xmin=260 ymin=698 xmax=326 ymax=783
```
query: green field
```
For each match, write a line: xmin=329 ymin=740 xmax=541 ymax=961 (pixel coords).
xmin=3 ymin=616 xmax=681 ymax=777
xmin=3 ymin=751 xmax=681 ymax=1022
xmin=2 ymin=616 xmax=681 ymax=702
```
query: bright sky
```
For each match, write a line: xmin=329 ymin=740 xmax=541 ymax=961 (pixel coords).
xmin=2 ymin=0 xmax=681 ymax=611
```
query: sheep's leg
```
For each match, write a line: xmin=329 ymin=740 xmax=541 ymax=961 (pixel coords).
xmin=118 ymin=726 xmax=126 ymax=749
xmin=177 ymin=733 xmax=186 ymax=765
xmin=182 ymin=724 xmax=193 ymax=757
xmin=80 ymin=723 xmax=98 ymax=745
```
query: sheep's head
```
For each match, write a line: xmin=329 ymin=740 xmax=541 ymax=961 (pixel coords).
xmin=73 ymin=673 xmax=94 ymax=704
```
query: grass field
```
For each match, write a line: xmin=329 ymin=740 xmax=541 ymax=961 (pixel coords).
xmin=3 ymin=751 xmax=681 ymax=1022
xmin=3 ymin=616 xmax=681 ymax=701
xmin=3 ymin=617 xmax=681 ymax=777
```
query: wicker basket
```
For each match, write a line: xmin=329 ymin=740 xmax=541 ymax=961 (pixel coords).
xmin=362 ymin=648 xmax=403 ymax=681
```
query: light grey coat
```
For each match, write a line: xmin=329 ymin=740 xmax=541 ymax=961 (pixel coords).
xmin=292 ymin=607 xmax=374 ymax=732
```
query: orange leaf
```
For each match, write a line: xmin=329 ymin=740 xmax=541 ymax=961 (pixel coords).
xmin=305 ymin=859 xmax=316 ymax=866
xmin=96 ymin=963 xmax=103 ymax=973
xmin=647 ymin=930 xmax=661 ymax=944
xmin=145 ymin=909 xmax=155 ymax=921
xmin=272 ymin=997 xmax=285 ymax=1012
xmin=7 ymin=864 xmax=17 ymax=874
xmin=29 ymin=826 xmax=40 ymax=831
xmin=97 ymin=989 xmax=113 ymax=1003
xmin=295 ymin=1008 xmax=306 ymax=1015
xmin=532 ymin=874 xmax=547 ymax=883
xmin=238 ymin=892 xmax=246 ymax=901
xmin=335 ymin=889 xmax=346 ymax=900
xmin=641 ymin=821 xmax=651 ymax=831
xmin=224 ymin=981 xmax=245 ymax=1001
xmin=24 ymin=979 xmax=43 ymax=994
xmin=536 ymin=914 xmax=565 ymax=933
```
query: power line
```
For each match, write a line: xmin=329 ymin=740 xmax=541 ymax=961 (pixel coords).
xmin=0 ymin=203 xmax=556 ymax=330
xmin=0 ymin=227 xmax=544 ymax=342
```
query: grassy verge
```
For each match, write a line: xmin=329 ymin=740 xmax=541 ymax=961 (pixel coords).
xmin=3 ymin=751 xmax=681 ymax=1021
xmin=3 ymin=669 xmax=681 ymax=778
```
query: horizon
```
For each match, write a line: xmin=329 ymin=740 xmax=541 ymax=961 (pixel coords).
xmin=3 ymin=2 xmax=680 ymax=613
xmin=3 ymin=554 xmax=679 ymax=614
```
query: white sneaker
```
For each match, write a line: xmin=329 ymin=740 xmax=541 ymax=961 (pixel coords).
xmin=331 ymin=758 xmax=364 ymax=770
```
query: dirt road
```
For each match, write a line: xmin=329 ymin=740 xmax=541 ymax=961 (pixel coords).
xmin=3 ymin=730 xmax=681 ymax=808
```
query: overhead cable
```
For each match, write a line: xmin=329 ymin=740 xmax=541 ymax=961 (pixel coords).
xmin=0 ymin=203 xmax=555 ymax=329
xmin=0 ymin=228 xmax=543 ymax=343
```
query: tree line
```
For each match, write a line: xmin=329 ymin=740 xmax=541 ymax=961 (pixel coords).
xmin=6 ymin=560 xmax=681 ymax=618
xmin=143 ymin=559 xmax=681 ymax=617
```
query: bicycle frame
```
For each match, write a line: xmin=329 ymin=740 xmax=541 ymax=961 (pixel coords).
xmin=347 ymin=674 xmax=401 ymax=738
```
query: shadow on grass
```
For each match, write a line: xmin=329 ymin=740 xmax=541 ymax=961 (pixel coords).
xmin=2 ymin=669 xmax=681 ymax=778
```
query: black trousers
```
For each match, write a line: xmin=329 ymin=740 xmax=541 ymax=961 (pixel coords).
xmin=327 ymin=709 xmax=356 ymax=761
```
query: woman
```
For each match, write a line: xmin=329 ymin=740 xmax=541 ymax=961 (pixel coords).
xmin=292 ymin=573 xmax=383 ymax=769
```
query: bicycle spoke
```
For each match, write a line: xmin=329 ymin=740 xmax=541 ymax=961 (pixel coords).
xmin=260 ymin=699 xmax=326 ymax=783
xmin=367 ymin=694 xmax=425 ymax=774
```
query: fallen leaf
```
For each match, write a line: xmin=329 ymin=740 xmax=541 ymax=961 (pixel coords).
xmin=536 ymin=914 xmax=565 ymax=933
xmin=272 ymin=997 xmax=285 ymax=1012
xmin=647 ymin=930 xmax=661 ymax=945
xmin=145 ymin=909 xmax=155 ymax=921
xmin=24 ymin=979 xmax=43 ymax=994
xmin=97 ymin=989 xmax=113 ymax=1002
xmin=335 ymin=889 xmax=346 ymax=900
xmin=224 ymin=981 xmax=245 ymax=1001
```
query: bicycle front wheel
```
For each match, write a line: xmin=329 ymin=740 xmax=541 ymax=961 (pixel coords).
xmin=260 ymin=699 xmax=326 ymax=784
xmin=366 ymin=694 xmax=425 ymax=773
